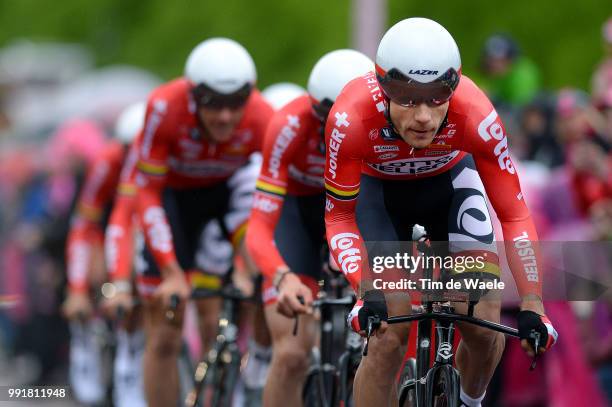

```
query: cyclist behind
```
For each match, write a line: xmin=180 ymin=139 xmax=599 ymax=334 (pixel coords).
xmin=134 ymin=38 xmax=273 ymax=407
xmin=262 ymin=82 xmax=307 ymax=110
xmin=246 ymin=49 xmax=373 ymax=407
xmin=236 ymin=81 xmax=307 ymax=396
xmin=102 ymin=102 xmax=147 ymax=407
xmin=61 ymin=103 xmax=145 ymax=405
xmin=323 ymin=18 xmax=558 ymax=407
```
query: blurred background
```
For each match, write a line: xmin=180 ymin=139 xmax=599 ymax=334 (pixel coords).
xmin=0 ymin=0 xmax=610 ymax=405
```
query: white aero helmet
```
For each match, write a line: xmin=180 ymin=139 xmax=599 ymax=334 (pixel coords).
xmin=262 ymin=82 xmax=307 ymax=110
xmin=185 ymin=37 xmax=256 ymax=108
xmin=307 ymin=49 xmax=374 ymax=120
xmin=376 ymin=18 xmax=461 ymax=107
xmin=114 ymin=102 xmax=146 ymax=144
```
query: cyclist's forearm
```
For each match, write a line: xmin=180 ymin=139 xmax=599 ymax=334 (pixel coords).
xmin=137 ymin=186 xmax=177 ymax=268
xmin=501 ymin=218 xmax=543 ymax=300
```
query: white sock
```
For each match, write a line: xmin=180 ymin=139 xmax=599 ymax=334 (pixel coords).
xmin=248 ymin=339 xmax=272 ymax=359
xmin=460 ymin=387 xmax=485 ymax=407
xmin=242 ymin=340 xmax=271 ymax=389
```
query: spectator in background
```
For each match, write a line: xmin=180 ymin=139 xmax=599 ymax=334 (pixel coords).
xmin=480 ymin=34 xmax=541 ymax=110
xmin=592 ymin=17 xmax=612 ymax=105
xmin=519 ymin=93 xmax=565 ymax=168
xmin=555 ymin=88 xmax=612 ymax=215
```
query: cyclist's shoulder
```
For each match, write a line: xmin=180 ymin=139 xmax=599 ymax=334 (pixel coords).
xmin=449 ymin=75 xmax=497 ymax=129
xmin=146 ymin=78 xmax=190 ymax=117
xmin=335 ymin=71 xmax=386 ymax=122
xmin=329 ymin=74 xmax=384 ymax=144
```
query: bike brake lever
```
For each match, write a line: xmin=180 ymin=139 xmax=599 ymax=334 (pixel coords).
xmin=292 ymin=296 xmax=305 ymax=337
xmin=529 ymin=331 xmax=541 ymax=371
xmin=362 ymin=316 xmax=381 ymax=357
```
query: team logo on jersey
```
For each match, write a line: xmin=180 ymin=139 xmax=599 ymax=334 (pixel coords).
xmin=477 ymin=110 xmax=515 ymax=174
xmin=327 ymin=112 xmax=350 ymax=180
xmin=179 ymin=139 xmax=203 ymax=159
xmin=269 ymin=118 xmax=299 ymax=178
xmin=253 ymin=195 xmax=279 ymax=213
xmin=368 ymin=128 xmax=379 ymax=140
xmin=378 ymin=153 xmax=398 ymax=160
xmin=330 ymin=232 xmax=361 ymax=274
xmin=373 ymin=145 xmax=400 ymax=153
xmin=422 ymin=143 xmax=452 ymax=157
xmin=368 ymin=151 xmax=459 ymax=175
xmin=325 ymin=198 xmax=334 ymax=212
xmin=380 ymin=126 xmax=401 ymax=141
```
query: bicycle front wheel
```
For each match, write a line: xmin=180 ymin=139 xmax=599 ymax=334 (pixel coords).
xmin=426 ymin=364 xmax=460 ymax=407
xmin=398 ymin=357 xmax=417 ymax=407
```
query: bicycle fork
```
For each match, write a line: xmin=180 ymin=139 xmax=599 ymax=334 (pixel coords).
xmin=415 ymin=313 xmax=457 ymax=406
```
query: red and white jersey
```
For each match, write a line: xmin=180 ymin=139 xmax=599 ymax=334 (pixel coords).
xmin=105 ymin=139 xmax=140 ymax=282
xmin=66 ymin=140 xmax=127 ymax=293
xmin=324 ymin=72 xmax=541 ymax=297
xmin=136 ymin=78 xmax=273 ymax=268
xmin=246 ymin=95 xmax=326 ymax=278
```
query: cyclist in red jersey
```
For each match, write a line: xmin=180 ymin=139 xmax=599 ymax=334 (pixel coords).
xmin=134 ymin=38 xmax=273 ymax=407
xmin=102 ymin=103 xmax=148 ymax=407
xmin=246 ymin=49 xmax=373 ymax=407
xmin=63 ymin=113 xmax=140 ymax=320
xmin=62 ymin=102 xmax=146 ymax=406
xmin=104 ymin=102 xmax=146 ymax=316
xmin=324 ymin=18 xmax=558 ymax=407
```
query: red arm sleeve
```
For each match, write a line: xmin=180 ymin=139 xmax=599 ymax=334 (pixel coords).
xmin=66 ymin=147 xmax=121 ymax=293
xmin=105 ymin=192 xmax=135 ymax=282
xmin=135 ymin=98 xmax=176 ymax=270
xmin=466 ymin=102 xmax=542 ymax=298
xmin=106 ymin=142 xmax=140 ymax=281
xmin=246 ymin=110 xmax=305 ymax=279
xmin=324 ymin=109 xmax=369 ymax=293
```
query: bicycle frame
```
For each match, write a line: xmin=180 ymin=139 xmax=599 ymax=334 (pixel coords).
xmin=185 ymin=285 xmax=254 ymax=407
xmin=390 ymin=237 xmax=520 ymax=407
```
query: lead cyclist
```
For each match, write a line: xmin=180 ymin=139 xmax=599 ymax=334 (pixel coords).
xmin=324 ymin=18 xmax=558 ymax=407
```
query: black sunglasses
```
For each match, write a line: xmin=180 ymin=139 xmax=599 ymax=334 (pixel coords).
xmin=192 ymin=82 xmax=253 ymax=109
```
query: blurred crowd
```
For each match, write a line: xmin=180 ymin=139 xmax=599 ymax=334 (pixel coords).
xmin=0 ymin=17 xmax=611 ymax=406
xmin=0 ymin=40 xmax=161 ymax=385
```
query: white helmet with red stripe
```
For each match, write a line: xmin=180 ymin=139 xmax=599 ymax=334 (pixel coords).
xmin=307 ymin=49 xmax=374 ymax=120
xmin=376 ymin=18 xmax=461 ymax=106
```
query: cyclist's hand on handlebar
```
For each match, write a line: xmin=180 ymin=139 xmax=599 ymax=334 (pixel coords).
xmin=347 ymin=289 xmax=388 ymax=337
xmin=62 ymin=292 xmax=93 ymax=321
xmin=155 ymin=268 xmax=190 ymax=308
xmin=517 ymin=310 xmax=558 ymax=357
xmin=276 ymin=272 xmax=312 ymax=318
xmin=102 ymin=291 xmax=134 ymax=320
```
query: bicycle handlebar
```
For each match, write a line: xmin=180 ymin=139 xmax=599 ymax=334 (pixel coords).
xmin=386 ymin=311 xmax=519 ymax=337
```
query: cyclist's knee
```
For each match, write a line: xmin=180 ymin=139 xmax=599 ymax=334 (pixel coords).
xmin=461 ymin=325 xmax=505 ymax=351
xmin=367 ymin=328 xmax=406 ymax=368
xmin=271 ymin=340 xmax=311 ymax=378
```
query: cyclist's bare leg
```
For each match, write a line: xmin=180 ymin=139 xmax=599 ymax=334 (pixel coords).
xmin=252 ymin=301 xmax=271 ymax=346
xmin=195 ymin=297 xmax=223 ymax=354
xmin=353 ymin=293 xmax=411 ymax=407
xmin=142 ymin=297 xmax=185 ymax=407
xmin=263 ymin=305 xmax=317 ymax=407
xmin=454 ymin=298 xmax=504 ymax=399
